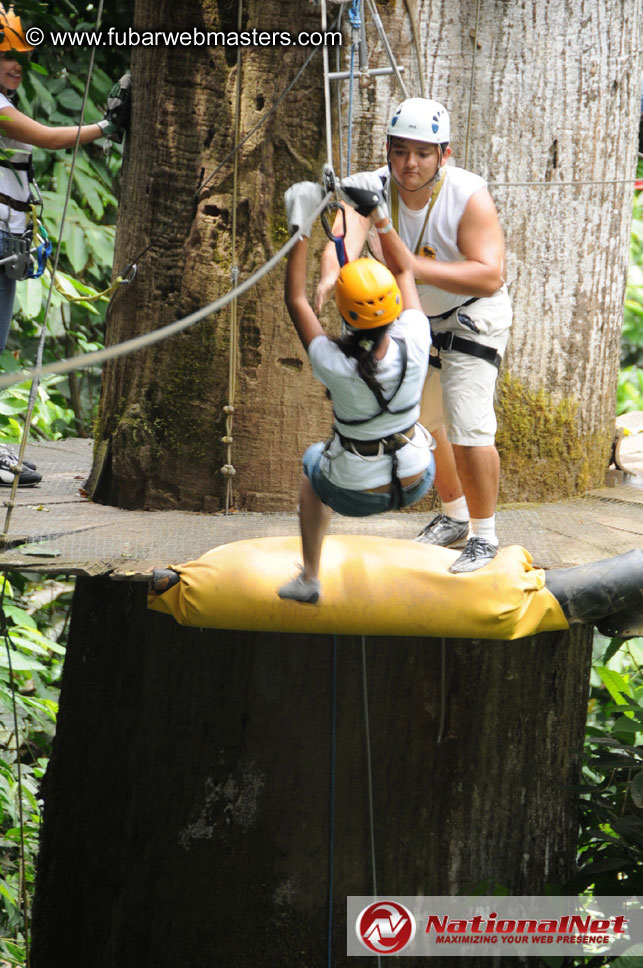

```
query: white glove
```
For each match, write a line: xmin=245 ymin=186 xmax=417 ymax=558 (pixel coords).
xmin=338 ymin=172 xmax=389 ymax=223
xmin=284 ymin=181 xmax=324 ymax=237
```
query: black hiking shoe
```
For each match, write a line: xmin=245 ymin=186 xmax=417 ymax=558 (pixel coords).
xmin=449 ymin=537 xmax=498 ymax=574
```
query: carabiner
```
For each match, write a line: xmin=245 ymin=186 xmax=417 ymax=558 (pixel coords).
xmin=321 ymin=202 xmax=348 ymax=267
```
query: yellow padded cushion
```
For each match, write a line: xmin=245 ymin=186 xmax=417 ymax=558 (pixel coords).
xmin=148 ymin=535 xmax=568 ymax=640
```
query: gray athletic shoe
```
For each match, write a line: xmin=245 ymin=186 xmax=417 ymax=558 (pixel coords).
xmin=449 ymin=537 xmax=498 ymax=574
xmin=0 ymin=444 xmax=36 ymax=471
xmin=278 ymin=569 xmax=321 ymax=604
xmin=0 ymin=454 xmax=41 ymax=487
xmin=415 ymin=512 xmax=469 ymax=547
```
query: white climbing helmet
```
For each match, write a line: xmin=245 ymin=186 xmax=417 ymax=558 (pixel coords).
xmin=387 ymin=98 xmax=450 ymax=145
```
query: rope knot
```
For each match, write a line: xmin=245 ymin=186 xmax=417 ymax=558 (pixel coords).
xmin=221 ymin=464 xmax=236 ymax=477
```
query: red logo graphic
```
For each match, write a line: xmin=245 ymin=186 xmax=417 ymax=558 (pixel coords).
xmin=356 ymin=900 xmax=417 ymax=954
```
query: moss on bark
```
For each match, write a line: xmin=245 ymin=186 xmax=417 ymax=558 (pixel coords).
xmin=496 ymin=372 xmax=613 ymax=502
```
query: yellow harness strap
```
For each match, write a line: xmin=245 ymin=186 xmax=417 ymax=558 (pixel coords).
xmin=390 ymin=166 xmax=446 ymax=258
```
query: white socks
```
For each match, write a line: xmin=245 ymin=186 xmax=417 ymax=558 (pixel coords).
xmin=442 ymin=496 xmax=469 ymax=522
xmin=470 ymin=516 xmax=498 ymax=547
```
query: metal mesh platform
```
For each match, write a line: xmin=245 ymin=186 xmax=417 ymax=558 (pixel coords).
xmin=0 ymin=436 xmax=640 ymax=578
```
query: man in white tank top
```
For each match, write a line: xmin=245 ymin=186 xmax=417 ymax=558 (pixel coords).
xmin=317 ymin=98 xmax=512 ymax=573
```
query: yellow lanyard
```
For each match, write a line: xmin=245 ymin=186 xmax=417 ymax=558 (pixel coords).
xmin=390 ymin=167 xmax=446 ymax=256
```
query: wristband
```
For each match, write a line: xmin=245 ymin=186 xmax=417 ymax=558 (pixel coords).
xmin=376 ymin=220 xmax=393 ymax=234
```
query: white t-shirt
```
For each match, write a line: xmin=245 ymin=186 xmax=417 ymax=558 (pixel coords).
xmin=376 ymin=164 xmax=509 ymax=319
xmin=308 ymin=307 xmax=433 ymax=489
xmin=0 ymin=93 xmax=31 ymax=233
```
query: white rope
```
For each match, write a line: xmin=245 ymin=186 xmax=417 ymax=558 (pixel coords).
xmin=321 ymin=0 xmax=334 ymax=170
xmin=463 ymin=0 xmax=482 ymax=170
xmin=0 ymin=193 xmax=333 ymax=391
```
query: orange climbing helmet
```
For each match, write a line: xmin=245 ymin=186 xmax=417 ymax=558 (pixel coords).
xmin=335 ymin=258 xmax=402 ymax=330
xmin=0 ymin=5 xmax=34 ymax=52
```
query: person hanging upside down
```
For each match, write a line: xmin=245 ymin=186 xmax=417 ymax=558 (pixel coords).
xmin=277 ymin=181 xmax=435 ymax=604
xmin=317 ymin=98 xmax=512 ymax=573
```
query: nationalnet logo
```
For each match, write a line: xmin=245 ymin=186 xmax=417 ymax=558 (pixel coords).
xmin=356 ymin=901 xmax=417 ymax=954
xmin=424 ymin=910 xmax=628 ymax=946
xmin=347 ymin=896 xmax=643 ymax=957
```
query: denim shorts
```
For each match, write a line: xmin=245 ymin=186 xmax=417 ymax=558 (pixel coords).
xmin=302 ymin=441 xmax=434 ymax=517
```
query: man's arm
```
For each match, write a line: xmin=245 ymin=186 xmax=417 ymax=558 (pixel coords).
xmin=371 ymin=216 xmax=423 ymax=314
xmin=315 ymin=204 xmax=371 ymax=313
xmin=409 ymin=187 xmax=505 ymax=296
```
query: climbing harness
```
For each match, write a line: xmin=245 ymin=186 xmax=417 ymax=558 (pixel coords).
xmin=0 ymin=160 xmax=51 ymax=281
xmin=328 ymin=336 xmax=422 ymax=507
xmin=429 ymin=325 xmax=502 ymax=371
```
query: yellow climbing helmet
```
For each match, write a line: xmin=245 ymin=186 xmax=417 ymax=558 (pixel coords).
xmin=335 ymin=258 xmax=402 ymax=330
xmin=0 ymin=5 xmax=34 ymax=52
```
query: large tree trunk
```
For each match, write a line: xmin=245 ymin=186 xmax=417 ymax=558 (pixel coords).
xmin=32 ymin=0 xmax=641 ymax=964
xmin=94 ymin=0 xmax=642 ymax=511
xmin=32 ymin=577 xmax=592 ymax=968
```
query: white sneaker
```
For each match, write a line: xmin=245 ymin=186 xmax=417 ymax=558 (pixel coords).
xmin=278 ymin=568 xmax=321 ymax=604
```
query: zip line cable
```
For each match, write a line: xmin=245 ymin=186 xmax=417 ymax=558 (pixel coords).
xmin=0 ymin=193 xmax=333 ymax=392
xmin=111 ymin=14 xmax=343 ymax=288
xmin=2 ymin=0 xmax=104 ymax=540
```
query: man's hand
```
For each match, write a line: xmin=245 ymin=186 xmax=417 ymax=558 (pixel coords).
xmin=314 ymin=271 xmax=338 ymax=313
xmin=338 ymin=172 xmax=389 ymax=223
xmin=284 ymin=181 xmax=324 ymax=238
xmin=101 ymin=72 xmax=131 ymax=143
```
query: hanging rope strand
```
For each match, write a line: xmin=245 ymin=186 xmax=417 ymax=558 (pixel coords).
xmin=0 ymin=579 xmax=30 ymax=966
xmin=221 ymin=1 xmax=243 ymax=513
xmin=1 ymin=0 xmax=104 ymax=542
xmin=345 ymin=0 xmax=362 ymax=175
xmin=361 ymin=635 xmax=382 ymax=967
xmin=463 ymin=0 xmax=482 ymax=170
xmin=327 ymin=634 xmax=338 ymax=968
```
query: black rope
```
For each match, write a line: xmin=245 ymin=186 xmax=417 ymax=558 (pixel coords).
xmin=0 ymin=576 xmax=30 ymax=967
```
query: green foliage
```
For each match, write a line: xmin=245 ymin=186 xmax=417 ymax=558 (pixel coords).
xmin=570 ymin=636 xmax=643 ymax=895
xmin=0 ymin=572 xmax=72 ymax=966
xmin=0 ymin=2 xmax=131 ymax=440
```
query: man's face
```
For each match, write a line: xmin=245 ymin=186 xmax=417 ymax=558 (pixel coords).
xmin=388 ymin=136 xmax=449 ymax=190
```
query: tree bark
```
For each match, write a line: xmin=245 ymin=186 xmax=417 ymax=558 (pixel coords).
xmin=93 ymin=0 xmax=642 ymax=510
xmin=32 ymin=577 xmax=592 ymax=968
